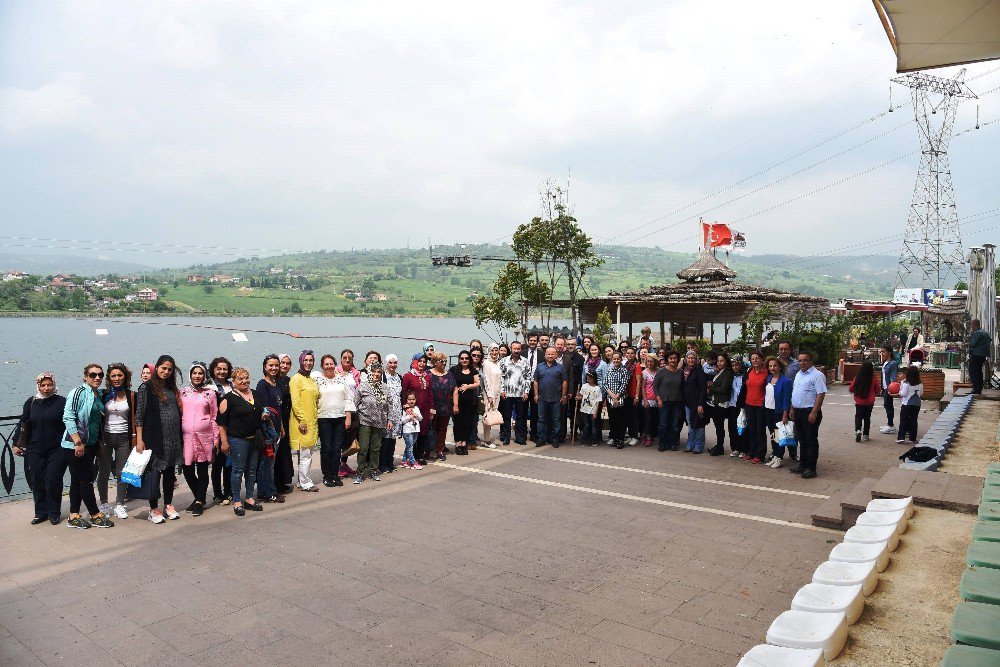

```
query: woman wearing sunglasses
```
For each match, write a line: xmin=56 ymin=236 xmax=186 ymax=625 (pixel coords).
xmin=61 ymin=364 xmax=114 ymax=529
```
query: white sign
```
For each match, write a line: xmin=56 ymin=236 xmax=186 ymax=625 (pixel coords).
xmin=95 ymin=328 xmax=109 ymax=336
xmin=232 ymin=332 xmax=248 ymax=342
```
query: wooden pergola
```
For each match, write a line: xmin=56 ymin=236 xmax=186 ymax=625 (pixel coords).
xmin=555 ymin=253 xmax=830 ymax=344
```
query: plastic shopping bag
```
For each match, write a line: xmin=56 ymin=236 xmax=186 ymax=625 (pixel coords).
xmin=775 ymin=421 xmax=796 ymax=447
xmin=736 ymin=409 xmax=747 ymax=436
xmin=119 ymin=447 xmax=152 ymax=487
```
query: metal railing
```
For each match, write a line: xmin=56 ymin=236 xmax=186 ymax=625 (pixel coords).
xmin=0 ymin=415 xmax=30 ymax=501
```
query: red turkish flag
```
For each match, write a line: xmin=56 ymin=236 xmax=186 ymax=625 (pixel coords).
xmin=702 ymin=222 xmax=733 ymax=249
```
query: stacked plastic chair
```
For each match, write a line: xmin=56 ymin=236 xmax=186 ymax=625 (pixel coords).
xmin=737 ymin=497 xmax=914 ymax=665
xmin=944 ymin=461 xmax=1000 ymax=665
xmin=899 ymin=395 xmax=973 ymax=472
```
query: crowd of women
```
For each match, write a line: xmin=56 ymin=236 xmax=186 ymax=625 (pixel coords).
xmin=13 ymin=334 xmax=837 ymax=529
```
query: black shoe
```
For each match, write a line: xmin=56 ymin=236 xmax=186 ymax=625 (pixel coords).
xmin=31 ymin=517 xmax=45 ymax=525
xmin=191 ymin=502 xmax=204 ymax=517
xmin=801 ymin=469 xmax=817 ymax=479
xmin=437 ymin=454 xmax=447 ymax=462
xmin=324 ymin=478 xmax=336 ymax=487
xmin=245 ymin=501 xmax=263 ymax=511
xmin=184 ymin=502 xmax=198 ymax=513
xmin=789 ymin=466 xmax=804 ymax=474
xmin=49 ymin=517 xmax=60 ymax=525
xmin=615 ymin=442 xmax=624 ymax=449
xmin=234 ymin=505 xmax=245 ymax=516
xmin=657 ymin=446 xmax=667 ymax=452
xmin=535 ymin=442 xmax=543 ymax=447
xmin=332 ymin=477 xmax=343 ymax=487
xmin=418 ymin=458 xmax=428 ymax=466
xmin=552 ymin=442 xmax=560 ymax=448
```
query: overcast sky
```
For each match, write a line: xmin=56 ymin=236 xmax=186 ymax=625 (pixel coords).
xmin=1 ymin=0 xmax=998 ymax=267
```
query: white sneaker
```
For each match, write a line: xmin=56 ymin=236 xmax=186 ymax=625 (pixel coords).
xmin=164 ymin=505 xmax=180 ymax=520
xmin=113 ymin=504 xmax=129 ymax=520
xmin=606 ymin=438 xmax=614 ymax=445
xmin=730 ymin=450 xmax=740 ymax=457
xmin=770 ymin=458 xmax=782 ymax=469
xmin=880 ymin=425 xmax=897 ymax=434
xmin=485 ymin=442 xmax=497 ymax=449
xmin=98 ymin=502 xmax=111 ymax=516
xmin=148 ymin=510 xmax=165 ymax=524
xmin=627 ymin=437 xmax=638 ymax=446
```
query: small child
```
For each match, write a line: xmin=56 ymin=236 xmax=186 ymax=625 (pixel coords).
xmin=896 ymin=366 xmax=923 ymax=444
xmin=578 ymin=372 xmax=602 ymax=446
xmin=400 ymin=392 xmax=423 ymax=469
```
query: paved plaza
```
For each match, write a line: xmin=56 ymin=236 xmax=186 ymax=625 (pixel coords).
xmin=0 ymin=385 xmax=927 ymax=666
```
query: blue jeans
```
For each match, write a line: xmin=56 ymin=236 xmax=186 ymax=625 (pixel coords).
xmin=257 ymin=452 xmax=275 ymax=498
xmin=657 ymin=401 xmax=683 ymax=450
xmin=401 ymin=432 xmax=418 ymax=464
xmin=536 ymin=400 xmax=560 ymax=444
xmin=229 ymin=436 xmax=259 ymax=504
xmin=684 ymin=406 xmax=705 ymax=452
xmin=580 ymin=412 xmax=596 ymax=443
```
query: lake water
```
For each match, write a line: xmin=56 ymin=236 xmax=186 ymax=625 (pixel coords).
xmin=0 ymin=316 xmax=511 ymax=417
xmin=0 ymin=316 xmax=521 ymax=500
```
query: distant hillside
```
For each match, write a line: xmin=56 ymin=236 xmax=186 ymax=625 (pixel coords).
xmin=0 ymin=253 xmax=155 ymax=276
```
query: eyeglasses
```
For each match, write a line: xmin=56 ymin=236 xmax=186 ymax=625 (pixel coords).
xmin=88 ymin=372 xmax=105 ymax=379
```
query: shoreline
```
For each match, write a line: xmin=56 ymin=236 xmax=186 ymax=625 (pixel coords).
xmin=0 ymin=311 xmax=471 ymax=319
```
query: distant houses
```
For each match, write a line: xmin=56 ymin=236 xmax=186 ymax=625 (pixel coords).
xmin=136 ymin=288 xmax=159 ymax=301
xmin=2 ymin=271 xmax=27 ymax=281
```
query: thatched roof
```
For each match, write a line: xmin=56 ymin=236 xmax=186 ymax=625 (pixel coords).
xmin=556 ymin=279 xmax=829 ymax=325
xmin=925 ymin=294 xmax=966 ymax=318
xmin=675 ymin=252 xmax=737 ymax=282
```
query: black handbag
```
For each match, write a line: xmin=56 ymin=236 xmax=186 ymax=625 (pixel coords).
xmin=125 ymin=467 xmax=159 ymax=500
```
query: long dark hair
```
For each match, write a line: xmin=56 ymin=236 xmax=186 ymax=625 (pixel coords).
xmin=105 ymin=363 xmax=132 ymax=392
xmin=148 ymin=354 xmax=179 ymax=403
xmin=853 ymin=360 xmax=874 ymax=398
xmin=905 ymin=366 xmax=921 ymax=386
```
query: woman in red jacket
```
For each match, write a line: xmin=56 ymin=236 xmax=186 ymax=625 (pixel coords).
xmin=848 ymin=361 xmax=881 ymax=442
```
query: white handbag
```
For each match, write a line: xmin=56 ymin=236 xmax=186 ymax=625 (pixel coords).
xmin=120 ymin=447 xmax=152 ymax=487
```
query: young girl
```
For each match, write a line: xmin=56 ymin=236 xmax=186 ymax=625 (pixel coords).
xmin=400 ymin=392 xmax=423 ymax=469
xmin=578 ymin=372 xmax=602 ymax=446
xmin=896 ymin=366 xmax=923 ymax=444
xmin=848 ymin=360 xmax=881 ymax=443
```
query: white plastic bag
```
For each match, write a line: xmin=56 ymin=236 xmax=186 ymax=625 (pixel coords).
xmin=775 ymin=421 xmax=796 ymax=447
xmin=120 ymin=447 xmax=152 ymax=487
xmin=736 ymin=409 xmax=747 ymax=436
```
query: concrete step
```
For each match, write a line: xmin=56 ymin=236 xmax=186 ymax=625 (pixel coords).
xmin=840 ymin=477 xmax=879 ymax=529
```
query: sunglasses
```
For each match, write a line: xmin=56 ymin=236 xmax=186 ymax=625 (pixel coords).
xmin=88 ymin=372 xmax=105 ymax=379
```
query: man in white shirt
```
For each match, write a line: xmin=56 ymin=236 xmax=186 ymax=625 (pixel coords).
xmin=789 ymin=350 xmax=826 ymax=479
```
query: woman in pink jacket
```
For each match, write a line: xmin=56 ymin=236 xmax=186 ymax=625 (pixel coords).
xmin=179 ymin=362 xmax=218 ymax=516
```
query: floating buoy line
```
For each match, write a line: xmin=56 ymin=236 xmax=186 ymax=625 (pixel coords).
xmin=75 ymin=317 xmax=469 ymax=346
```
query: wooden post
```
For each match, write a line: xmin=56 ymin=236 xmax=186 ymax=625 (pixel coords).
xmin=659 ymin=314 xmax=666 ymax=351
xmin=628 ymin=321 xmax=633 ymax=342
xmin=710 ymin=322 xmax=715 ymax=344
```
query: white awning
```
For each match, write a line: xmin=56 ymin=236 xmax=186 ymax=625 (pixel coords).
xmin=874 ymin=0 xmax=1000 ymax=72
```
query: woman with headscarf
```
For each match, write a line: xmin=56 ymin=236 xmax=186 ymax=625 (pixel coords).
xmin=61 ymin=364 xmax=114 ymax=529
xmin=274 ymin=353 xmax=295 ymax=494
xmin=256 ymin=354 xmax=286 ymax=501
xmin=401 ymin=354 xmax=434 ymax=466
xmin=218 ymin=367 xmax=265 ymax=515
xmin=428 ymin=351 xmax=458 ymax=461
xmin=98 ymin=363 xmax=135 ymax=519
xmin=179 ymin=361 xmax=217 ymax=516
xmin=15 ymin=372 xmax=67 ymax=525
xmin=289 ymin=350 xmax=320 ymax=492
xmin=681 ymin=350 xmax=708 ymax=453
xmin=135 ymin=355 xmax=184 ymax=523
xmin=480 ymin=344 xmax=502 ymax=447
xmin=354 ymin=363 xmax=391 ymax=483
xmin=140 ymin=364 xmax=155 ymax=384
xmin=209 ymin=357 xmax=233 ymax=504
xmin=380 ymin=354 xmax=403 ymax=473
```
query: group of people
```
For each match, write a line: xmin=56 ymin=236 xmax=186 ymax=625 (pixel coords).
xmin=23 ymin=324 xmax=954 ymax=529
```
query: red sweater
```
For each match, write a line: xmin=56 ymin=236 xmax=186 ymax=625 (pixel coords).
xmin=849 ymin=376 xmax=882 ymax=406
xmin=745 ymin=368 xmax=768 ymax=407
